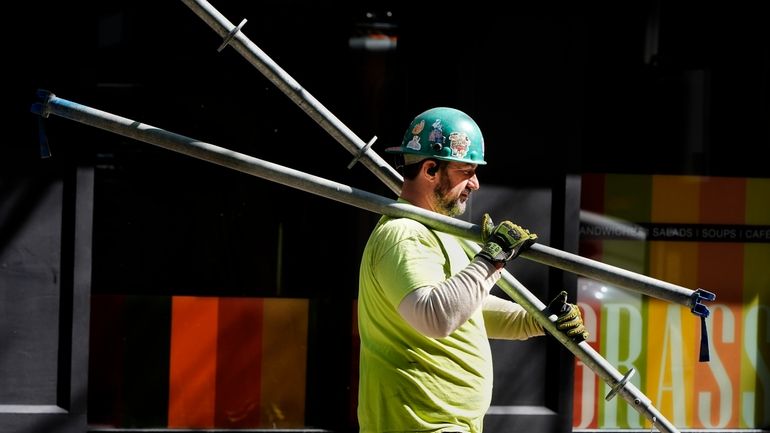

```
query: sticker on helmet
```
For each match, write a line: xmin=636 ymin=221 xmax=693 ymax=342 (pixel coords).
xmin=429 ymin=119 xmax=445 ymax=148
xmin=448 ymin=132 xmax=470 ymax=159
xmin=406 ymin=135 xmax=422 ymax=151
xmin=412 ymin=119 xmax=425 ymax=135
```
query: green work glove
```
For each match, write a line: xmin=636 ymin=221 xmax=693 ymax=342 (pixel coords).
xmin=475 ymin=213 xmax=538 ymax=264
xmin=547 ymin=291 xmax=589 ymax=342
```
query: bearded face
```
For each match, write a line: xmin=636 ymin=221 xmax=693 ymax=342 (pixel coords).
xmin=432 ymin=172 xmax=468 ymax=217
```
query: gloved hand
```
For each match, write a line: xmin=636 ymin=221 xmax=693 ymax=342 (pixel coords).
xmin=547 ymin=290 xmax=589 ymax=342
xmin=475 ymin=213 xmax=538 ymax=265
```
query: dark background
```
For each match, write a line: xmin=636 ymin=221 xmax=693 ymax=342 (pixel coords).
xmin=10 ymin=1 xmax=770 ymax=180
xmin=8 ymin=0 xmax=768 ymax=291
xmin=3 ymin=0 xmax=769 ymax=431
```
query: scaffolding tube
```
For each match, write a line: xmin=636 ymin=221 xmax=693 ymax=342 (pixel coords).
xmin=178 ymin=0 xmax=715 ymax=316
xmin=178 ymin=0 xmax=403 ymax=196
xmin=32 ymin=92 xmax=679 ymax=432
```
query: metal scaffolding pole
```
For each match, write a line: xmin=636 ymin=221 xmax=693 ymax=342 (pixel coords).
xmin=32 ymin=92 xmax=680 ymax=432
xmin=177 ymin=0 xmax=716 ymax=316
xmin=178 ymin=0 xmax=403 ymax=196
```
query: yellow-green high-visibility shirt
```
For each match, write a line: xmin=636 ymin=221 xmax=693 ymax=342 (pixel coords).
xmin=357 ymin=215 xmax=493 ymax=433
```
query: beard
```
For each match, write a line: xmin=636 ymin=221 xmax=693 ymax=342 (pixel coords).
xmin=433 ymin=176 xmax=468 ymax=217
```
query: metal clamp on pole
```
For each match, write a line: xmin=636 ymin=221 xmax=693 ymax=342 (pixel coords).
xmin=691 ymin=288 xmax=716 ymax=318
xmin=217 ymin=18 xmax=246 ymax=52
xmin=30 ymin=89 xmax=55 ymax=118
xmin=605 ymin=368 xmax=636 ymax=401
xmin=691 ymin=288 xmax=717 ymax=362
xmin=31 ymin=89 xmax=55 ymax=158
xmin=347 ymin=136 xmax=377 ymax=169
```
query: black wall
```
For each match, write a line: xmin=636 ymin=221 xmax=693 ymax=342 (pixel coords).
xmin=8 ymin=1 xmax=770 ymax=180
xmin=11 ymin=1 xmax=766 ymax=297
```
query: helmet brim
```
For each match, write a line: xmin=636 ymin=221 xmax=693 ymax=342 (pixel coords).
xmin=383 ymin=146 xmax=486 ymax=165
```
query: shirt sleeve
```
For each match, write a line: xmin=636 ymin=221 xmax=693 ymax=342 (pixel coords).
xmin=397 ymin=257 xmax=501 ymax=338
xmin=372 ymin=221 xmax=450 ymax=308
xmin=482 ymin=295 xmax=545 ymax=340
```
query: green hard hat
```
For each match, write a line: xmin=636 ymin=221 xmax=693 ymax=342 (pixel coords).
xmin=386 ymin=107 xmax=486 ymax=165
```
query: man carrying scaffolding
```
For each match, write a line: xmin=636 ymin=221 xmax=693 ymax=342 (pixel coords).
xmin=356 ymin=106 xmax=587 ymax=433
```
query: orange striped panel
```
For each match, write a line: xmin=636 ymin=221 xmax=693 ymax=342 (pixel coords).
xmin=742 ymin=178 xmax=770 ymax=427
xmin=260 ymin=298 xmax=309 ymax=428
xmin=215 ymin=297 xmax=264 ymax=428
xmin=699 ymin=242 xmax=744 ymax=304
xmin=646 ymin=175 xmax=706 ymax=427
xmin=651 ymin=175 xmax=701 ymax=223
xmin=745 ymin=178 xmax=770 ymax=225
xmin=168 ymin=296 xmax=219 ymax=428
xmin=694 ymin=243 xmax=743 ymax=427
xmin=700 ymin=177 xmax=745 ymax=224
xmin=580 ymin=173 xmax=605 ymax=213
xmin=693 ymin=177 xmax=746 ymax=427
xmin=605 ymin=174 xmax=652 ymax=222
xmin=741 ymin=243 xmax=770 ymax=427
xmin=645 ymin=302 xmax=699 ymax=427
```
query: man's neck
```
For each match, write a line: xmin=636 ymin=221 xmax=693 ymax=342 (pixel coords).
xmin=400 ymin=185 xmax=435 ymax=213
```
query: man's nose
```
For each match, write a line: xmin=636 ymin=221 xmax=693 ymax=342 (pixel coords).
xmin=468 ymin=174 xmax=480 ymax=190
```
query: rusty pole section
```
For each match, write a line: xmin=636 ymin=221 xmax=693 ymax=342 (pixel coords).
xmin=178 ymin=0 xmax=715 ymax=317
xmin=31 ymin=92 xmax=680 ymax=432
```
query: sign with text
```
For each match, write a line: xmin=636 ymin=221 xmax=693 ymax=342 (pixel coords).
xmin=574 ymin=174 xmax=770 ymax=429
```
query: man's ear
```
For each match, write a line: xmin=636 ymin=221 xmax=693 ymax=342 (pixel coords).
xmin=425 ymin=161 xmax=438 ymax=176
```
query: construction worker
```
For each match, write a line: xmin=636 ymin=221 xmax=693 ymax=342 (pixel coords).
xmin=356 ymin=107 xmax=587 ymax=433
